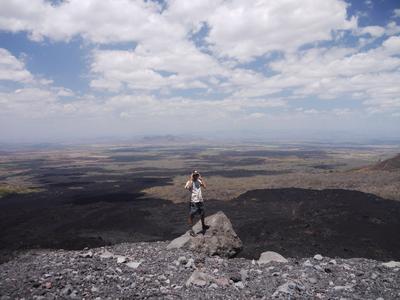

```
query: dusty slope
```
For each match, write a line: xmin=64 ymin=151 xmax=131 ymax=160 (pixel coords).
xmin=0 ymin=241 xmax=399 ymax=299
xmin=369 ymin=153 xmax=400 ymax=171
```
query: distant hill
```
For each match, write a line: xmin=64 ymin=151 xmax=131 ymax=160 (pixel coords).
xmin=370 ymin=153 xmax=400 ymax=171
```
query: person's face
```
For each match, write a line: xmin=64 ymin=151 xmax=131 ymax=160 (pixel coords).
xmin=193 ymin=174 xmax=199 ymax=180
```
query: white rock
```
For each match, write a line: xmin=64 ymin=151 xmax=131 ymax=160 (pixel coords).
xmin=329 ymin=259 xmax=337 ymax=265
xmin=333 ymin=284 xmax=353 ymax=291
xmin=177 ymin=256 xmax=187 ymax=265
xmin=308 ymin=277 xmax=317 ymax=284
xmin=126 ymin=261 xmax=141 ymax=269
xmin=116 ymin=256 xmax=127 ymax=264
xmin=185 ymin=258 xmax=195 ymax=269
xmin=79 ymin=251 xmax=93 ymax=258
xmin=210 ymin=283 xmax=218 ymax=289
xmin=235 ymin=281 xmax=245 ymax=289
xmin=258 ymin=251 xmax=288 ymax=264
xmin=185 ymin=270 xmax=213 ymax=287
xmin=272 ymin=281 xmax=302 ymax=297
xmin=382 ymin=261 xmax=400 ymax=268
xmin=99 ymin=250 xmax=114 ymax=259
xmin=158 ymin=275 xmax=167 ymax=281
xmin=303 ymin=260 xmax=313 ymax=267
xmin=313 ymin=254 xmax=323 ymax=261
xmin=240 ymin=269 xmax=249 ymax=281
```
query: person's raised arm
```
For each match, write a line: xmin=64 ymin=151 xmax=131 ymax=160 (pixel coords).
xmin=199 ymin=176 xmax=206 ymax=189
xmin=185 ymin=176 xmax=192 ymax=190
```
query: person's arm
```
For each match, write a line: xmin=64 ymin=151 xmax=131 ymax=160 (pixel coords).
xmin=199 ymin=177 xmax=206 ymax=189
xmin=185 ymin=179 xmax=192 ymax=191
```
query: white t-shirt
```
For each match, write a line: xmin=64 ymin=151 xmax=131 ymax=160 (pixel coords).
xmin=185 ymin=179 xmax=203 ymax=203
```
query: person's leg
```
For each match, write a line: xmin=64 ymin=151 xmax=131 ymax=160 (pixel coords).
xmin=201 ymin=213 xmax=205 ymax=228
xmin=188 ymin=203 xmax=196 ymax=236
xmin=188 ymin=214 xmax=193 ymax=226
xmin=199 ymin=202 xmax=209 ymax=232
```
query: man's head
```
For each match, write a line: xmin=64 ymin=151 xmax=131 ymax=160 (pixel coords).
xmin=192 ymin=170 xmax=200 ymax=180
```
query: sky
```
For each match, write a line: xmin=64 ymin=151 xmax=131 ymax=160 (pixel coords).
xmin=0 ymin=0 xmax=399 ymax=143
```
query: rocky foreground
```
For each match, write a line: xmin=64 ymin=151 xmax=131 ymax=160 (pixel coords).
xmin=0 ymin=241 xmax=399 ymax=300
xmin=1 ymin=212 xmax=400 ymax=299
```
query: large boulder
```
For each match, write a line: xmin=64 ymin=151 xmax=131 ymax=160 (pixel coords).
xmin=167 ymin=211 xmax=242 ymax=257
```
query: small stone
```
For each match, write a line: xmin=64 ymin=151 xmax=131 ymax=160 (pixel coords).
xmin=158 ymin=275 xmax=167 ymax=281
xmin=382 ymin=261 xmax=400 ymax=268
xmin=333 ymin=284 xmax=353 ymax=291
xmin=185 ymin=270 xmax=213 ymax=287
xmin=185 ymin=258 xmax=195 ymax=269
xmin=308 ymin=277 xmax=317 ymax=284
xmin=61 ymin=285 xmax=73 ymax=296
xmin=342 ymin=264 xmax=351 ymax=271
xmin=79 ymin=251 xmax=93 ymax=258
xmin=272 ymin=281 xmax=303 ymax=297
xmin=116 ymin=256 xmax=127 ymax=264
xmin=235 ymin=281 xmax=245 ymax=289
xmin=215 ymin=277 xmax=230 ymax=287
xmin=258 ymin=251 xmax=288 ymax=264
xmin=126 ymin=261 xmax=141 ymax=269
xmin=314 ymin=265 xmax=324 ymax=272
xmin=329 ymin=259 xmax=337 ymax=265
xmin=371 ymin=273 xmax=378 ymax=279
xmin=99 ymin=250 xmax=114 ymax=259
xmin=174 ymin=285 xmax=182 ymax=290
xmin=210 ymin=283 xmax=218 ymax=289
xmin=314 ymin=254 xmax=323 ymax=261
xmin=303 ymin=260 xmax=313 ymax=267
xmin=240 ymin=269 xmax=249 ymax=281
xmin=177 ymin=256 xmax=187 ymax=265
xmin=91 ymin=286 xmax=99 ymax=293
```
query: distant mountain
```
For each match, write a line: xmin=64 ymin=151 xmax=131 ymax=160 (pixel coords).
xmin=370 ymin=153 xmax=400 ymax=171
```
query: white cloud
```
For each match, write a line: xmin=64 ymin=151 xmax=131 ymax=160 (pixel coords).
xmin=90 ymin=41 xmax=227 ymax=92
xmin=235 ymin=36 xmax=400 ymax=108
xmin=204 ymin=0 xmax=356 ymax=61
xmin=0 ymin=48 xmax=33 ymax=82
xmin=359 ymin=26 xmax=385 ymax=37
xmin=0 ymin=0 xmax=183 ymax=44
xmin=393 ymin=8 xmax=400 ymax=18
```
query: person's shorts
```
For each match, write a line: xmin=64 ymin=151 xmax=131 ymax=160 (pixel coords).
xmin=189 ymin=202 xmax=205 ymax=217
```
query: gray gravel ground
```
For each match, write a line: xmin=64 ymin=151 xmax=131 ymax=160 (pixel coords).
xmin=1 ymin=241 xmax=399 ymax=299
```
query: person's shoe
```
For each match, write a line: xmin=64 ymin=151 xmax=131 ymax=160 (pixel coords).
xmin=189 ymin=229 xmax=196 ymax=237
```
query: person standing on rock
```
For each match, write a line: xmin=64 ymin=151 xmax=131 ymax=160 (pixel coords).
xmin=185 ymin=170 xmax=209 ymax=236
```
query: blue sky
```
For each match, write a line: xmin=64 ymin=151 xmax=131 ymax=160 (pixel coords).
xmin=0 ymin=0 xmax=399 ymax=142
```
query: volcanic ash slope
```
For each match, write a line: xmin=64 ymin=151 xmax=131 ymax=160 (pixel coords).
xmin=0 ymin=241 xmax=399 ymax=299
